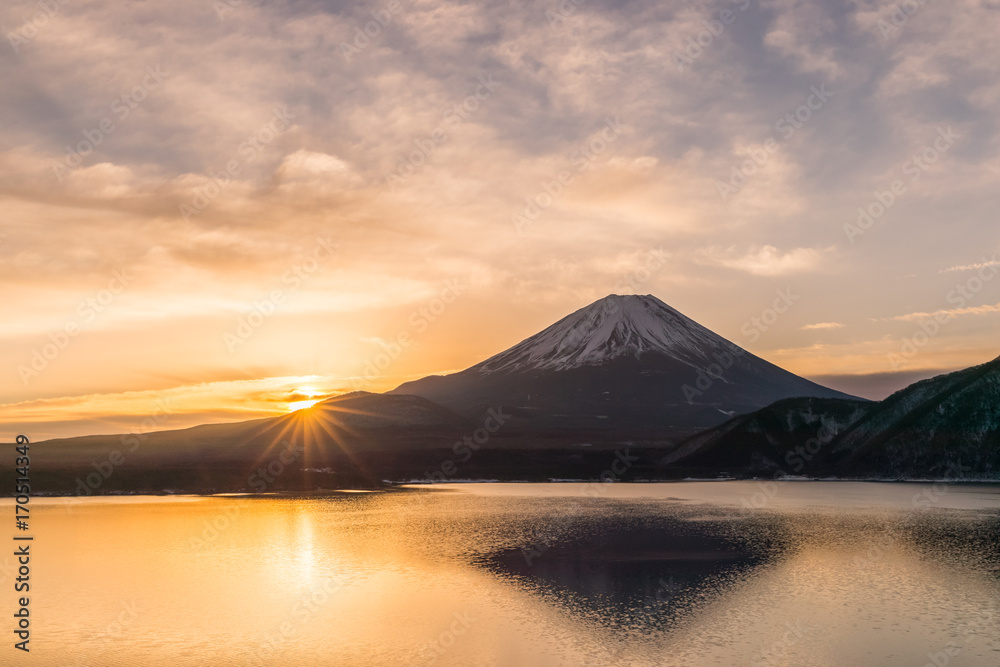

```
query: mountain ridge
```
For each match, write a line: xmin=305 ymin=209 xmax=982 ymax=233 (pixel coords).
xmin=11 ymin=295 xmax=997 ymax=493
xmin=472 ymin=294 xmax=742 ymax=374
xmin=392 ymin=293 xmax=858 ymax=435
xmin=663 ymin=354 xmax=1000 ymax=478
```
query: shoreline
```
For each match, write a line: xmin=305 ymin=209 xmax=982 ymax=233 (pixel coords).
xmin=7 ymin=477 xmax=1000 ymax=499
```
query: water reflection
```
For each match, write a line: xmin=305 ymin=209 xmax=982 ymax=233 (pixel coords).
xmin=478 ymin=512 xmax=765 ymax=633
xmin=15 ymin=482 xmax=1000 ymax=666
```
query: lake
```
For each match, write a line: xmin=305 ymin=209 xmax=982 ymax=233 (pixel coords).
xmin=13 ymin=482 xmax=1000 ymax=666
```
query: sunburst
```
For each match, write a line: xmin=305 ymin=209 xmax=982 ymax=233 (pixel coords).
xmin=287 ymin=387 xmax=323 ymax=412
xmin=288 ymin=398 xmax=321 ymax=412
xmin=249 ymin=394 xmax=381 ymax=487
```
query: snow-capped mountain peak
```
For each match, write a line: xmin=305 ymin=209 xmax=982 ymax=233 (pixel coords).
xmin=473 ymin=294 xmax=740 ymax=374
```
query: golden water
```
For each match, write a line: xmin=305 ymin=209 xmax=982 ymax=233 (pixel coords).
xmin=9 ymin=482 xmax=1000 ymax=666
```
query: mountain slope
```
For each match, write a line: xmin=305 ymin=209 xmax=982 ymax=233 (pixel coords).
xmin=14 ymin=356 xmax=1000 ymax=493
xmin=392 ymin=294 xmax=858 ymax=437
xmin=662 ymin=355 xmax=1000 ymax=478
xmin=660 ymin=397 xmax=872 ymax=476
xmin=826 ymin=354 xmax=1000 ymax=477
xmin=21 ymin=392 xmax=476 ymax=493
xmin=473 ymin=293 xmax=744 ymax=373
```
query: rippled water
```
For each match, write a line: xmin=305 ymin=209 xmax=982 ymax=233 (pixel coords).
xmin=13 ymin=482 xmax=1000 ymax=666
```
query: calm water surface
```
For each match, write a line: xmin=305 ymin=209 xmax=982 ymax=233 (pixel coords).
xmin=12 ymin=482 xmax=1000 ymax=666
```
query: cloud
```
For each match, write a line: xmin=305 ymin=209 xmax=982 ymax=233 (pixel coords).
xmin=277 ymin=150 xmax=352 ymax=180
xmin=892 ymin=302 xmax=1000 ymax=323
xmin=0 ymin=375 xmax=343 ymax=440
xmin=2 ymin=0 xmax=1000 ymax=434
xmin=802 ymin=322 xmax=845 ymax=330
xmin=761 ymin=0 xmax=846 ymax=80
xmin=696 ymin=246 xmax=826 ymax=276
xmin=940 ymin=257 xmax=1000 ymax=273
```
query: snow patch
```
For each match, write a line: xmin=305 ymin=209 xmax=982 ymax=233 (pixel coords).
xmin=474 ymin=294 xmax=742 ymax=374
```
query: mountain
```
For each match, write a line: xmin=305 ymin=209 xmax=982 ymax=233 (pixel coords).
xmin=20 ymin=295 xmax=996 ymax=494
xmin=16 ymin=388 xmax=689 ymax=493
xmin=392 ymin=294 xmax=858 ymax=439
xmin=659 ymin=397 xmax=871 ymax=476
xmin=20 ymin=392 xmax=475 ymax=494
xmin=663 ymin=354 xmax=1000 ymax=478
xmin=827 ymin=354 xmax=1000 ymax=477
xmin=12 ymin=352 xmax=1000 ymax=494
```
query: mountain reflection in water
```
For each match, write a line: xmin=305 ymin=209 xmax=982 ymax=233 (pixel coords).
xmin=20 ymin=482 xmax=1000 ymax=666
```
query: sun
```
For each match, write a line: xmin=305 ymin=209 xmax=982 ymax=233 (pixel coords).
xmin=287 ymin=387 xmax=324 ymax=413
xmin=288 ymin=398 xmax=321 ymax=412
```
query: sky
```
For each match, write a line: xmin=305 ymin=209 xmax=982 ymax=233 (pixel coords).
xmin=2 ymin=0 xmax=999 ymax=440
